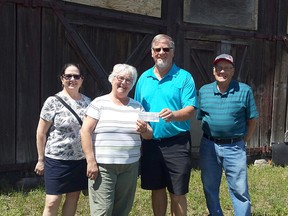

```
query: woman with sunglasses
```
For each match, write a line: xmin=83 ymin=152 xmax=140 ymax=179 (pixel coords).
xmin=34 ymin=63 xmax=91 ymax=216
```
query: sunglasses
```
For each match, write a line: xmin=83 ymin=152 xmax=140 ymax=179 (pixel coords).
xmin=62 ymin=74 xmax=82 ymax=80
xmin=152 ymin=47 xmax=172 ymax=53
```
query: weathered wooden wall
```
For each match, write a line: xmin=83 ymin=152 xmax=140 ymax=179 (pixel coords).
xmin=64 ymin=0 xmax=161 ymax=17
xmin=0 ymin=0 xmax=287 ymax=172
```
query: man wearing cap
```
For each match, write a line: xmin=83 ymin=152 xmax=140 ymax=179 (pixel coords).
xmin=197 ymin=54 xmax=258 ymax=216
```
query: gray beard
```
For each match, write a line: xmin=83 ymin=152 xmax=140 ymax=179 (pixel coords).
xmin=156 ymin=59 xmax=169 ymax=69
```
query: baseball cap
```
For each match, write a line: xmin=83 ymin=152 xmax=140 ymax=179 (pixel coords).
xmin=213 ymin=54 xmax=234 ymax=65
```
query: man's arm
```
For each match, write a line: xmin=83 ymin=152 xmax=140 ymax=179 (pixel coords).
xmin=244 ymin=118 xmax=257 ymax=143
xmin=159 ymin=106 xmax=195 ymax=122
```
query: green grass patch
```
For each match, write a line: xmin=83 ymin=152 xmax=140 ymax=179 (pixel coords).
xmin=0 ymin=165 xmax=287 ymax=215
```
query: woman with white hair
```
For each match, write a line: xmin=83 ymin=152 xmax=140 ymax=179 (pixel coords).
xmin=81 ymin=63 xmax=153 ymax=216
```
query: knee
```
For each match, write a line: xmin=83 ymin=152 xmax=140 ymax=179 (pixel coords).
xmin=45 ymin=195 xmax=61 ymax=208
xmin=66 ymin=192 xmax=80 ymax=203
xmin=170 ymin=194 xmax=185 ymax=203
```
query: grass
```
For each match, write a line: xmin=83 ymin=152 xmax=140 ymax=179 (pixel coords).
xmin=0 ymin=165 xmax=287 ymax=215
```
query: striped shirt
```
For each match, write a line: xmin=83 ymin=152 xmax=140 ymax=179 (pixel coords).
xmin=85 ymin=95 xmax=144 ymax=164
xmin=197 ymin=80 xmax=258 ymax=138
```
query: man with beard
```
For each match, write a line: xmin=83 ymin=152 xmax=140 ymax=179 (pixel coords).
xmin=134 ymin=34 xmax=197 ymax=216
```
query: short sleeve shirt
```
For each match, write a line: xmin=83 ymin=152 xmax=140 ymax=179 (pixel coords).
xmin=134 ymin=63 xmax=198 ymax=139
xmin=85 ymin=95 xmax=145 ymax=164
xmin=40 ymin=92 xmax=91 ymax=160
xmin=197 ymin=80 xmax=259 ymax=138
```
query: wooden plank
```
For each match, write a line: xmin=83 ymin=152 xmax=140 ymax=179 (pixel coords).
xmin=183 ymin=40 xmax=216 ymax=149
xmin=252 ymin=40 xmax=275 ymax=147
xmin=271 ymin=42 xmax=288 ymax=143
xmin=41 ymin=7 xmax=72 ymax=101
xmin=185 ymin=40 xmax=216 ymax=89
xmin=162 ymin=0 xmax=181 ymax=38
xmin=16 ymin=5 xmax=41 ymax=163
xmin=277 ymin=0 xmax=288 ymax=35
xmin=67 ymin=13 xmax=161 ymax=34
xmin=258 ymin=0 xmax=278 ymax=34
xmin=41 ymin=8 xmax=94 ymax=99
xmin=51 ymin=3 xmax=111 ymax=94
xmin=125 ymin=34 xmax=153 ymax=67
xmin=0 ymin=2 xmax=16 ymax=165
xmin=278 ymin=0 xmax=288 ymax=137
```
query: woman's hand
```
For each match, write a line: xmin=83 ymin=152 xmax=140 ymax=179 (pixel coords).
xmin=136 ymin=120 xmax=148 ymax=133
xmin=34 ymin=160 xmax=44 ymax=176
xmin=87 ymin=160 xmax=99 ymax=180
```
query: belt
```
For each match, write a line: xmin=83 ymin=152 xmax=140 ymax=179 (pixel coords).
xmin=153 ymin=131 xmax=190 ymax=142
xmin=203 ymin=134 xmax=243 ymax=144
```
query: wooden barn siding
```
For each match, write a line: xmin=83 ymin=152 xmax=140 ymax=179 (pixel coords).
xmin=183 ymin=0 xmax=288 ymax=150
xmin=0 ymin=0 xmax=162 ymax=171
xmin=0 ymin=2 xmax=16 ymax=165
xmin=270 ymin=0 xmax=288 ymax=143
xmin=0 ymin=0 xmax=287 ymax=171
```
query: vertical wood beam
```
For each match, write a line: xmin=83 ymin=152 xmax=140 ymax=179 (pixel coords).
xmin=269 ymin=0 xmax=288 ymax=143
xmin=162 ymin=0 xmax=185 ymax=66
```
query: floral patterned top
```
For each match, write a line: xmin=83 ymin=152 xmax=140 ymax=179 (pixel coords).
xmin=40 ymin=92 xmax=91 ymax=160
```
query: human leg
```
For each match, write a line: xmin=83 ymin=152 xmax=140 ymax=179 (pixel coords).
xmin=141 ymin=139 xmax=166 ymax=190
xmin=161 ymin=133 xmax=191 ymax=216
xmin=222 ymin=140 xmax=251 ymax=216
xmin=62 ymin=191 xmax=81 ymax=216
xmin=42 ymin=194 xmax=62 ymax=216
xmin=141 ymin=139 xmax=168 ymax=215
xmin=170 ymin=193 xmax=187 ymax=216
xmin=113 ymin=162 xmax=139 ymax=216
xmin=200 ymin=137 xmax=224 ymax=216
xmin=152 ymin=188 xmax=168 ymax=216
xmin=88 ymin=164 xmax=117 ymax=216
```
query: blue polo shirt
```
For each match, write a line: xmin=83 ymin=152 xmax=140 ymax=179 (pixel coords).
xmin=134 ymin=63 xmax=197 ymax=139
xmin=197 ymin=80 xmax=258 ymax=138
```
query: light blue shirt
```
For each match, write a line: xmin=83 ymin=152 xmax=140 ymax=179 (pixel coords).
xmin=134 ymin=63 xmax=197 ymax=139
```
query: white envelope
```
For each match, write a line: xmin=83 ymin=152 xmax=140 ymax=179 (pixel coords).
xmin=138 ymin=112 xmax=159 ymax=122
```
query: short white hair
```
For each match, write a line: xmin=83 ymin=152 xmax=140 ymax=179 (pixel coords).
xmin=108 ymin=64 xmax=138 ymax=89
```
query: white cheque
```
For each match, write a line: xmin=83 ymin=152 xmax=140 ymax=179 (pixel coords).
xmin=138 ymin=112 xmax=160 ymax=122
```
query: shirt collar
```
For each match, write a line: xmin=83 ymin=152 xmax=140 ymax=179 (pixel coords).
xmin=213 ymin=80 xmax=237 ymax=95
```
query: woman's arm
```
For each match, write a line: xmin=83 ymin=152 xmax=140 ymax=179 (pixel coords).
xmin=80 ymin=115 xmax=99 ymax=180
xmin=34 ymin=118 xmax=52 ymax=175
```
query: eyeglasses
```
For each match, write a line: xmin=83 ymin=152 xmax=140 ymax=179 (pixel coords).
xmin=215 ymin=66 xmax=234 ymax=72
xmin=152 ymin=47 xmax=173 ymax=53
xmin=62 ymin=74 xmax=82 ymax=80
xmin=116 ymin=75 xmax=132 ymax=84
